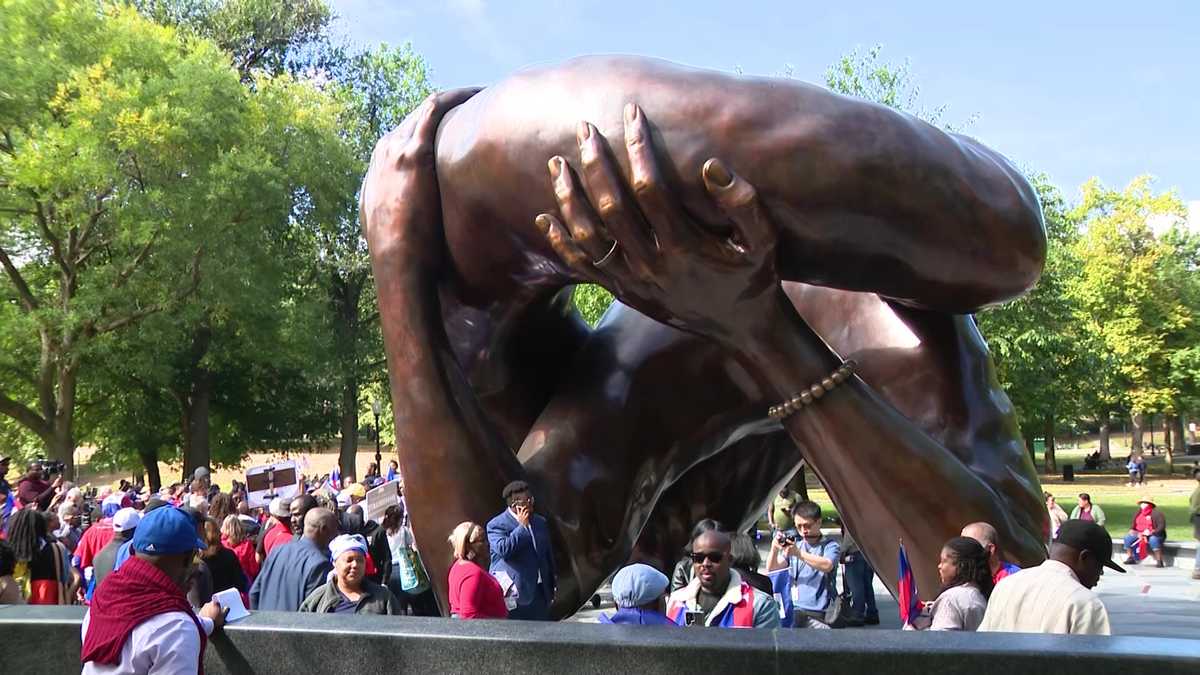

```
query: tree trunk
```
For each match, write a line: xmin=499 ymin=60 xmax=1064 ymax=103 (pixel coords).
xmin=790 ymin=462 xmax=809 ymax=502
xmin=1024 ymin=432 xmax=1036 ymax=465
xmin=1043 ymin=418 xmax=1057 ymax=474
xmin=339 ymin=376 xmax=359 ymax=482
xmin=1098 ymin=420 xmax=1111 ymax=460
xmin=1130 ymin=412 xmax=1144 ymax=454
xmin=177 ymin=323 xmax=213 ymax=482
xmin=1169 ymin=414 xmax=1186 ymax=475
xmin=138 ymin=446 xmax=162 ymax=493
xmin=184 ymin=368 xmax=212 ymax=480
xmin=332 ymin=271 xmax=365 ymax=483
xmin=50 ymin=363 xmax=78 ymax=480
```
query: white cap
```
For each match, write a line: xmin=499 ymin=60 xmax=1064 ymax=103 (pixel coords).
xmin=112 ymin=507 xmax=142 ymax=533
xmin=269 ymin=497 xmax=290 ymax=518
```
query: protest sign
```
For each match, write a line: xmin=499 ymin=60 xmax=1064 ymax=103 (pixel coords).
xmin=365 ymin=479 xmax=400 ymax=523
xmin=245 ymin=460 xmax=300 ymax=509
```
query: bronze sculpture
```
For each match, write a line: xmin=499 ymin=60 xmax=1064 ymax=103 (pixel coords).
xmin=359 ymin=56 xmax=1049 ymax=617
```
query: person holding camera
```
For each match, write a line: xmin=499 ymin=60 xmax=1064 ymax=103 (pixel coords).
xmin=767 ymin=501 xmax=841 ymax=628
xmin=666 ymin=528 xmax=780 ymax=628
xmin=18 ymin=460 xmax=61 ymax=511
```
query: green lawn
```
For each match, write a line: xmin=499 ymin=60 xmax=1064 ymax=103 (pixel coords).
xmin=801 ymin=476 xmax=1198 ymax=542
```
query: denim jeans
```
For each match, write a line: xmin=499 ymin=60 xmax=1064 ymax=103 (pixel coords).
xmin=1123 ymin=533 xmax=1164 ymax=558
xmin=842 ymin=553 xmax=878 ymax=620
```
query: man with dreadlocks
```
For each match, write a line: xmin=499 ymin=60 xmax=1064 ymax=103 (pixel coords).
xmin=7 ymin=508 xmax=77 ymax=604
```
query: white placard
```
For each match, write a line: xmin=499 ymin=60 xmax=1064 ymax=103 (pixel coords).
xmin=245 ymin=460 xmax=300 ymax=509
xmin=364 ymin=479 xmax=399 ymax=523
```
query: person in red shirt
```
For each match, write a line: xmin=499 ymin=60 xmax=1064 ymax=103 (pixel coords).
xmin=447 ymin=521 xmax=507 ymax=619
xmin=17 ymin=461 xmax=60 ymax=511
xmin=75 ymin=493 xmax=132 ymax=598
xmin=220 ymin=515 xmax=259 ymax=584
xmin=258 ymin=498 xmax=293 ymax=561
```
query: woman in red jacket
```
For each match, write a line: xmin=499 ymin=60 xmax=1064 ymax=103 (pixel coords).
xmin=447 ymin=521 xmax=508 ymax=619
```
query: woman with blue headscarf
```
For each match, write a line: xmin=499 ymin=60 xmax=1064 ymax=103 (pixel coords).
xmin=299 ymin=534 xmax=401 ymax=615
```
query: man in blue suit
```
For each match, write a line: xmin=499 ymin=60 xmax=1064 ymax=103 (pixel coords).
xmin=487 ymin=480 xmax=556 ymax=620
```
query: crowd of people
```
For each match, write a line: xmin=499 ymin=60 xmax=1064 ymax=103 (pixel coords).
xmin=0 ymin=456 xmax=1199 ymax=673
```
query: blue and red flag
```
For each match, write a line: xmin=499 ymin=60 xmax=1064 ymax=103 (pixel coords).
xmin=898 ymin=539 xmax=921 ymax=626
xmin=330 ymin=466 xmax=342 ymax=491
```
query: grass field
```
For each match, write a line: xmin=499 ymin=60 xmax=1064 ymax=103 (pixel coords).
xmin=801 ymin=471 xmax=1198 ymax=542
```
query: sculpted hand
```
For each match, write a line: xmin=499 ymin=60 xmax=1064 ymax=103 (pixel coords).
xmin=360 ymin=88 xmax=482 ymax=268
xmin=535 ymin=103 xmax=781 ymax=346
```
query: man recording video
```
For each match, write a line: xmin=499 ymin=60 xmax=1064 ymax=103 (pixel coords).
xmin=18 ymin=460 xmax=62 ymax=511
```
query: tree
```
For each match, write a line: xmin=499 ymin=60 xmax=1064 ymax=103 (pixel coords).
xmin=1067 ymin=176 xmax=1189 ymax=468
xmin=0 ymin=0 xmax=269 ymax=477
xmin=823 ymin=44 xmax=976 ymax=131
xmin=977 ymin=177 xmax=1088 ymax=471
xmin=309 ymin=44 xmax=432 ymax=480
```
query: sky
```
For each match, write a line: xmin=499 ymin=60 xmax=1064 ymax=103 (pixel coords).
xmin=327 ymin=0 xmax=1199 ymax=209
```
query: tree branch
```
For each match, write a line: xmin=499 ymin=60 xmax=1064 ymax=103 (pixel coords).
xmin=112 ymin=229 xmax=161 ymax=289
xmin=0 ymin=389 xmax=53 ymax=442
xmin=91 ymin=246 xmax=204 ymax=335
xmin=31 ymin=195 xmax=69 ymax=275
xmin=0 ymin=244 xmax=40 ymax=312
xmin=77 ymin=186 xmax=114 ymax=253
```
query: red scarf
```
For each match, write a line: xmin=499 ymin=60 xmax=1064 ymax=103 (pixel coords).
xmin=81 ymin=555 xmax=206 ymax=674
xmin=1134 ymin=505 xmax=1154 ymax=532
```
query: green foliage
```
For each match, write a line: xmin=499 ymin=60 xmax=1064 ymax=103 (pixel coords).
xmin=823 ymin=44 xmax=976 ymax=131
xmin=1068 ymin=177 xmax=1191 ymax=417
xmin=573 ymin=284 xmax=615 ymax=327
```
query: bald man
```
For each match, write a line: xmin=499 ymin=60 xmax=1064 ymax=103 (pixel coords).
xmin=963 ymin=521 xmax=1022 ymax=585
xmin=250 ymin=507 xmax=338 ymax=611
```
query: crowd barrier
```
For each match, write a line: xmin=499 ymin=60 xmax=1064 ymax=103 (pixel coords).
xmin=3 ymin=605 xmax=1199 ymax=674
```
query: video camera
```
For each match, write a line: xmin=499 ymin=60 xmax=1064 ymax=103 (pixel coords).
xmin=37 ymin=458 xmax=66 ymax=476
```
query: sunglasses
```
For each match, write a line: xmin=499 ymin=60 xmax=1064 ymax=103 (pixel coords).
xmin=690 ymin=551 xmax=725 ymax=564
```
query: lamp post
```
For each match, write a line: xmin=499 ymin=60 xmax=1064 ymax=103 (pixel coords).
xmin=372 ymin=398 xmax=383 ymax=472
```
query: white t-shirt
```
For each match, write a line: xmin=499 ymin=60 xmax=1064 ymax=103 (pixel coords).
xmin=81 ymin=610 xmax=214 ymax=675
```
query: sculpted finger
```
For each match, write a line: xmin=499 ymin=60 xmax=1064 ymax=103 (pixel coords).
xmin=702 ymin=158 xmax=776 ymax=253
xmin=577 ymin=121 xmax=655 ymax=276
xmin=549 ymin=155 xmax=609 ymax=261
xmin=624 ymin=103 xmax=689 ymax=254
xmin=412 ymin=87 xmax=483 ymax=144
xmin=535 ymin=213 xmax=592 ymax=277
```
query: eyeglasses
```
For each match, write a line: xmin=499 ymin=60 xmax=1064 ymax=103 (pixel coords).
xmin=689 ymin=551 xmax=725 ymax=564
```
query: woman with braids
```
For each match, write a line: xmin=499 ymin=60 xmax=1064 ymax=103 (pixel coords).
xmin=908 ymin=536 xmax=994 ymax=631
xmin=8 ymin=508 xmax=78 ymax=604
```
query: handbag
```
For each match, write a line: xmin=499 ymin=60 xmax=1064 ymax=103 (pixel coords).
xmin=823 ymin=573 xmax=850 ymax=628
xmin=395 ymin=547 xmax=429 ymax=593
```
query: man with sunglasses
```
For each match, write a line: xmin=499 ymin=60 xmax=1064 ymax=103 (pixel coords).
xmin=487 ymin=480 xmax=556 ymax=620
xmin=667 ymin=529 xmax=780 ymax=628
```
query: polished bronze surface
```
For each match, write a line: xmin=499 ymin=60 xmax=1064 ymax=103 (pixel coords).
xmin=361 ymin=56 xmax=1048 ymax=617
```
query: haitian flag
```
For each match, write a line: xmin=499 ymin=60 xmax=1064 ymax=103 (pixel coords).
xmin=330 ymin=466 xmax=342 ymax=491
xmin=897 ymin=540 xmax=921 ymax=627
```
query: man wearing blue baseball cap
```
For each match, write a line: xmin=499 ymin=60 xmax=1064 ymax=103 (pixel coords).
xmin=81 ymin=507 xmax=228 ymax=675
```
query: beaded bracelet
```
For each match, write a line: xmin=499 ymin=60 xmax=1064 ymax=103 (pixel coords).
xmin=767 ymin=360 xmax=857 ymax=420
